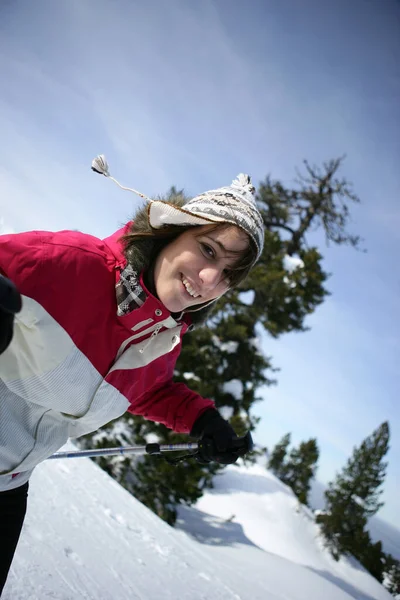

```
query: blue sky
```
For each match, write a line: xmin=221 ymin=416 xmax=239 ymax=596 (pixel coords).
xmin=0 ymin=0 xmax=399 ymax=527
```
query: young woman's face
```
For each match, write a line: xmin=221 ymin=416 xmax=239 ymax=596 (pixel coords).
xmin=153 ymin=225 xmax=249 ymax=313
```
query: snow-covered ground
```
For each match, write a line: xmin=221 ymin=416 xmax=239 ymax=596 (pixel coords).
xmin=3 ymin=444 xmax=397 ymax=600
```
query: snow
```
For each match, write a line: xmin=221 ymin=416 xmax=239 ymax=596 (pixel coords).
xmin=219 ymin=406 xmax=234 ymax=420
xmin=91 ymin=419 xmax=132 ymax=445
xmin=145 ymin=432 xmax=161 ymax=444
xmin=283 ymin=275 xmax=297 ymax=288
xmin=220 ymin=341 xmax=239 ymax=354
xmin=212 ymin=336 xmax=239 ymax=354
xmin=182 ymin=372 xmax=201 ymax=382
xmin=3 ymin=443 xmax=395 ymax=600
xmin=283 ymin=254 xmax=305 ymax=273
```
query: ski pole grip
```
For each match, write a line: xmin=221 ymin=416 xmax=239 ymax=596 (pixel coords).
xmin=146 ymin=443 xmax=161 ymax=455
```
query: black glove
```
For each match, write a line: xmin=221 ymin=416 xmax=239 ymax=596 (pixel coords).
xmin=191 ymin=409 xmax=240 ymax=465
xmin=0 ymin=275 xmax=22 ymax=355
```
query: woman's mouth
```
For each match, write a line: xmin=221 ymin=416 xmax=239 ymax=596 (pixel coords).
xmin=181 ymin=275 xmax=201 ymax=299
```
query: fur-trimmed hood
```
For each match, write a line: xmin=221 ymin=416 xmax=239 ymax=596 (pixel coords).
xmin=121 ymin=195 xmax=217 ymax=325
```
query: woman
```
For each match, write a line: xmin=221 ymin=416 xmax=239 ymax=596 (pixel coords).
xmin=0 ymin=161 xmax=264 ymax=593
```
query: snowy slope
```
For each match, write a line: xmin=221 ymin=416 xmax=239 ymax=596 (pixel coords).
xmin=178 ymin=463 xmax=393 ymax=600
xmin=3 ymin=444 xmax=394 ymax=600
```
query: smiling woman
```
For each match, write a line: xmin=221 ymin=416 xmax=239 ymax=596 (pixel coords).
xmin=0 ymin=162 xmax=264 ymax=592
xmin=124 ymin=221 xmax=256 ymax=315
xmin=117 ymin=165 xmax=263 ymax=321
xmin=153 ymin=225 xmax=250 ymax=313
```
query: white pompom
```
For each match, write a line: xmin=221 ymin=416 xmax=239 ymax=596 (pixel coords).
xmin=91 ymin=154 xmax=110 ymax=177
xmin=90 ymin=153 xmax=152 ymax=202
xmin=231 ymin=173 xmax=255 ymax=194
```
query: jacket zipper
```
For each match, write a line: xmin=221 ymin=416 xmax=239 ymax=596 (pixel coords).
xmin=139 ymin=324 xmax=163 ymax=354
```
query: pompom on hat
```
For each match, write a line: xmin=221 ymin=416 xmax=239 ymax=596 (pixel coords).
xmin=92 ymin=155 xmax=264 ymax=261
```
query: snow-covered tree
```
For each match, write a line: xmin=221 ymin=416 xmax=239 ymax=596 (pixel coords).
xmin=280 ymin=438 xmax=319 ymax=505
xmin=268 ymin=433 xmax=291 ymax=478
xmin=317 ymin=421 xmax=390 ymax=571
xmin=383 ymin=554 xmax=400 ymax=597
xmin=82 ymin=158 xmax=363 ymax=525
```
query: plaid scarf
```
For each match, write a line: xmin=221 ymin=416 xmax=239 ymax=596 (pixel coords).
xmin=116 ymin=265 xmax=147 ymax=316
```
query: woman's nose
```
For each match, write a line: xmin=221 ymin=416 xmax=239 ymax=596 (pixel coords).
xmin=199 ymin=266 xmax=223 ymax=290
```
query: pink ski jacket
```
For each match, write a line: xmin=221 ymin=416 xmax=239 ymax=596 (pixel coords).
xmin=0 ymin=224 xmax=214 ymax=490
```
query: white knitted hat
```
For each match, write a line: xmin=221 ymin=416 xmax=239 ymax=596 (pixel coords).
xmin=148 ymin=173 xmax=264 ymax=260
xmin=92 ymin=156 xmax=264 ymax=260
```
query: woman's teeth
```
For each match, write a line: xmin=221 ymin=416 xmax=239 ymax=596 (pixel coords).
xmin=182 ymin=277 xmax=200 ymax=298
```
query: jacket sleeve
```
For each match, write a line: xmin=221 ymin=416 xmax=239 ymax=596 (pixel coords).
xmin=126 ymin=379 xmax=215 ymax=434
xmin=0 ymin=231 xmax=45 ymax=293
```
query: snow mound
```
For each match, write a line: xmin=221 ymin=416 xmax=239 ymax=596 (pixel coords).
xmin=3 ymin=444 xmax=393 ymax=600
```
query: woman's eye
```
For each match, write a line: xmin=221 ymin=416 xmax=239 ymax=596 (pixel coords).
xmin=201 ymin=243 xmax=215 ymax=258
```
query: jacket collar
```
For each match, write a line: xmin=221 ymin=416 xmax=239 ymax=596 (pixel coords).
xmin=103 ymin=224 xmax=193 ymax=331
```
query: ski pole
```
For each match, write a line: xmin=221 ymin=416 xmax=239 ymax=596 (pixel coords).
xmin=48 ymin=432 xmax=253 ymax=462
xmin=48 ymin=442 xmax=198 ymax=460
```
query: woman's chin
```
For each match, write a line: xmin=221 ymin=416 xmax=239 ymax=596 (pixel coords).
xmin=158 ymin=292 xmax=185 ymax=314
xmin=158 ymin=282 xmax=206 ymax=313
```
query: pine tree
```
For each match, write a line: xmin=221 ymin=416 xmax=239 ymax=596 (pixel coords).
xmin=383 ymin=554 xmax=400 ymax=596
xmin=356 ymin=535 xmax=385 ymax=582
xmin=268 ymin=433 xmax=291 ymax=477
xmin=317 ymin=422 xmax=390 ymax=564
xmin=281 ymin=439 xmax=319 ymax=505
xmin=81 ymin=158 xmax=363 ymax=524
